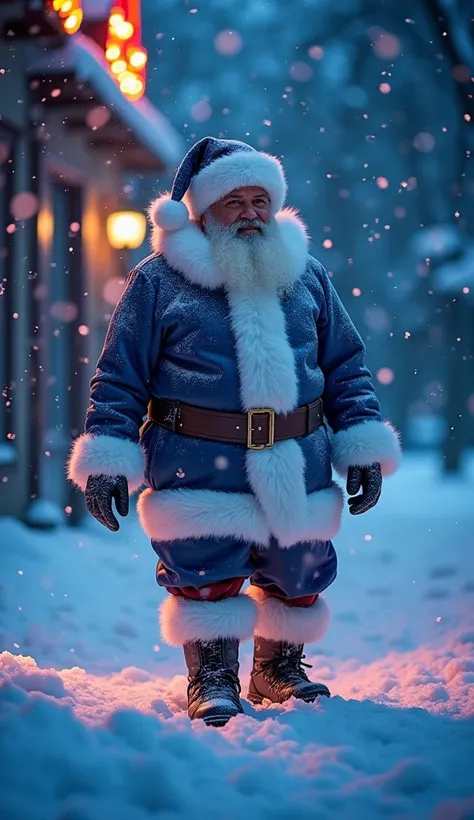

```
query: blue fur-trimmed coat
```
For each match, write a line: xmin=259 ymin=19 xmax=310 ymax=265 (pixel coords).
xmin=68 ymin=209 xmax=401 ymax=549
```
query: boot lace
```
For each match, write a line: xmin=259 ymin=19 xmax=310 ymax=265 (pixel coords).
xmin=188 ymin=668 xmax=241 ymax=709
xmin=261 ymin=651 xmax=313 ymax=697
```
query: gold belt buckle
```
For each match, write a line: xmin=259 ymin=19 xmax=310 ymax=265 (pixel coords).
xmin=247 ymin=408 xmax=275 ymax=449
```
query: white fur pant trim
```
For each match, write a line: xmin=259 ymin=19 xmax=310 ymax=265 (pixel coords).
xmin=246 ymin=585 xmax=330 ymax=645
xmin=160 ymin=593 xmax=258 ymax=646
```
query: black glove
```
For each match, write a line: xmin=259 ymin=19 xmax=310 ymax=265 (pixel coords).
xmin=346 ymin=463 xmax=382 ymax=515
xmin=85 ymin=474 xmax=129 ymax=532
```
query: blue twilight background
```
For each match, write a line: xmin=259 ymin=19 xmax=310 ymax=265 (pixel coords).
xmin=138 ymin=0 xmax=474 ymax=470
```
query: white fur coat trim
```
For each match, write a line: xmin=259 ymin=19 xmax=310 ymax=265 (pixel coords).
xmin=136 ymin=483 xmax=343 ymax=548
xmin=331 ymin=420 xmax=401 ymax=478
xmin=246 ymin=585 xmax=330 ymax=644
xmin=148 ymin=206 xmax=309 ymax=290
xmin=228 ymin=286 xmax=340 ymax=547
xmin=67 ymin=433 xmax=145 ymax=494
xmin=187 ymin=149 xmax=287 ymax=218
xmin=160 ymin=593 xmax=258 ymax=646
xmin=137 ymin=487 xmax=269 ymax=546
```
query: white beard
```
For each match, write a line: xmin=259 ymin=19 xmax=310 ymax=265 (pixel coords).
xmin=204 ymin=212 xmax=296 ymax=295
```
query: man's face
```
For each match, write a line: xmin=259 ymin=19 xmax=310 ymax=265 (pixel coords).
xmin=205 ymin=186 xmax=271 ymax=233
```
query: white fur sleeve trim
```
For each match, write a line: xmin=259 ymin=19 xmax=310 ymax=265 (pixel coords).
xmin=67 ymin=433 xmax=145 ymax=494
xmin=246 ymin=585 xmax=330 ymax=644
xmin=159 ymin=593 xmax=258 ymax=646
xmin=330 ymin=420 xmax=401 ymax=478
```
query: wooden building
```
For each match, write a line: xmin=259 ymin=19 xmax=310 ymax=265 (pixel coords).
xmin=0 ymin=0 xmax=182 ymax=525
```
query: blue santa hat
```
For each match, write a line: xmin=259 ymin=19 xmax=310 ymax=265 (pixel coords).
xmin=150 ymin=136 xmax=287 ymax=232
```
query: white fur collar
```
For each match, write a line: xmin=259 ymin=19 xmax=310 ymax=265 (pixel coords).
xmin=148 ymin=206 xmax=309 ymax=290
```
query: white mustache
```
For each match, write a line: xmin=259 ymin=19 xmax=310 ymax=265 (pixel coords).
xmin=232 ymin=219 xmax=265 ymax=236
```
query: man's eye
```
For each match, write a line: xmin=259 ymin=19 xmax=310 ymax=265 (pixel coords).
xmin=254 ymin=199 xmax=269 ymax=206
xmin=226 ymin=200 xmax=241 ymax=207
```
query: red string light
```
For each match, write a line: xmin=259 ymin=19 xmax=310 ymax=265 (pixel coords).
xmin=105 ymin=1 xmax=147 ymax=101
xmin=50 ymin=0 xmax=83 ymax=35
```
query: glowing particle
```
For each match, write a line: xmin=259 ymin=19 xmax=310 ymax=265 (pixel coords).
xmin=290 ymin=62 xmax=313 ymax=82
xmin=377 ymin=367 xmax=394 ymax=385
xmin=214 ymin=456 xmax=229 ymax=470
xmin=214 ymin=30 xmax=242 ymax=56
xmin=352 ymin=288 xmax=361 ymax=297
xmin=379 ymin=82 xmax=391 ymax=94
xmin=413 ymin=132 xmax=435 ymax=152
xmin=190 ymin=100 xmax=212 ymax=122
xmin=376 ymin=176 xmax=389 ymax=189
xmin=308 ymin=45 xmax=324 ymax=60
xmin=10 ymin=192 xmax=39 ymax=220
xmin=323 ymin=239 xmax=333 ymax=249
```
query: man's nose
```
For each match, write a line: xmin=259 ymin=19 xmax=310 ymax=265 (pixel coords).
xmin=240 ymin=205 xmax=259 ymax=221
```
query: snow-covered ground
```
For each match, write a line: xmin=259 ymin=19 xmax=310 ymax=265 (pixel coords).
xmin=1 ymin=452 xmax=474 ymax=820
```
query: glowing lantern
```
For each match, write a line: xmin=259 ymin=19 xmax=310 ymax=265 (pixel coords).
xmin=106 ymin=210 xmax=147 ymax=250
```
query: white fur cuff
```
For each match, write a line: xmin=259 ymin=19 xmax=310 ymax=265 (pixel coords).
xmin=246 ymin=585 xmax=330 ymax=644
xmin=66 ymin=433 xmax=145 ymax=494
xmin=160 ymin=593 xmax=258 ymax=646
xmin=330 ymin=420 xmax=401 ymax=478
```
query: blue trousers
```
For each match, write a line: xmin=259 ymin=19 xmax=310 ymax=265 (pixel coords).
xmin=153 ymin=535 xmax=337 ymax=599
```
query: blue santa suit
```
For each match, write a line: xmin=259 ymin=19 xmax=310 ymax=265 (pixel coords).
xmin=68 ymin=138 xmax=401 ymax=647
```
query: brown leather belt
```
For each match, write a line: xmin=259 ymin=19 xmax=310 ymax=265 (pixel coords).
xmin=147 ymin=396 xmax=324 ymax=449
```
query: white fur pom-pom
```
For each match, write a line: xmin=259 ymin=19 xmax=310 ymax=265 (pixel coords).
xmin=150 ymin=196 xmax=189 ymax=231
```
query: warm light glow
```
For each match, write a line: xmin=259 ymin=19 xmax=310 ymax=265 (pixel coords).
xmin=109 ymin=8 xmax=126 ymax=27
xmin=127 ymin=46 xmax=148 ymax=69
xmin=63 ymin=9 xmax=83 ymax=33
xmin=50 ymin=0 xmax=83 ymax=34
xmin=119 ymin=71 xmax=144 ymax=100
xmin=37 ymin=208 xmax=54 ymax=247
xmin=105 ymin=1 xmax=147 ymax=102
xmin=106 ymin=210 xmax=147 ymax=250
xmin=111 ymin=58 xmax=128 ymax=75
xmin=105 ymin=42 xmax=121 ymax=61
xmin=58 ymin=0 xmax=73 ymax=16
xmin=113 ymin=20 xmax=134 ymax=40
